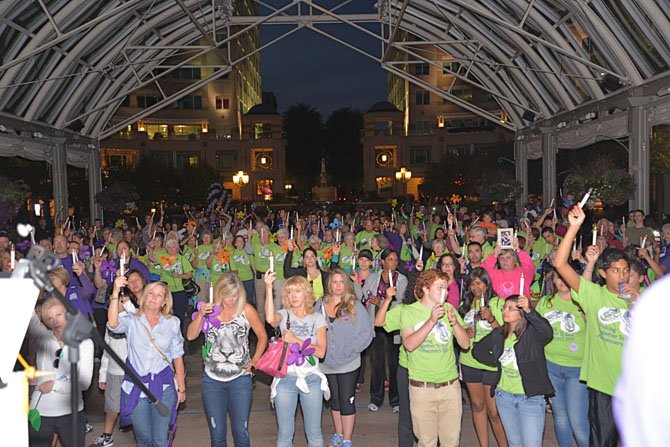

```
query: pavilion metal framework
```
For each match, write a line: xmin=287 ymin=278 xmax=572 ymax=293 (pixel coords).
xmin=1 ymin=0 xmax=669 ymax=219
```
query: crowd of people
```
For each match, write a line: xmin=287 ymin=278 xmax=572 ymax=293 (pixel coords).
xmin=4 ymin=198 xmax=668 ymax=447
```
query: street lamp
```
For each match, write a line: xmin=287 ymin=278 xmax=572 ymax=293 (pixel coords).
xmin=395 ymin=166 xmax=412 ymax=182
xmin=233 ymin=170 xmax=249 ymax=186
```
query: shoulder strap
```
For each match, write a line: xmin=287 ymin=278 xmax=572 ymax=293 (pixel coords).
xmin=141 ymin=322 xmax=175 ymax=373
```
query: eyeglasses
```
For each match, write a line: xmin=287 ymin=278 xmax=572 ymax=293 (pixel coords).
xmin=53 ymin=348 xmax=63 ymax=369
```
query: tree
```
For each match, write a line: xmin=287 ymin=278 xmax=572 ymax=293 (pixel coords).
xmin=130 ymin=158 xmax=179 ymax=207
xmin=420 ymin=151 xmax=473 ymax=199
xmin=651 ymin=124 xmax=670 ymax=174
xmin=283 ymin=103 xmax=324 ymax=197
xmin=324 ymin=107 xmax=364 ymax=196
xmin=177 ymin=165 xmax=219 ymax=206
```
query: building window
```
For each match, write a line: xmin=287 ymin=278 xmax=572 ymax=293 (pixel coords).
xmin=410 ymin=146 xmax=431 ymax=165
xmin=452 ymin=88 xmax=473 ymax=102
xmin=137 ymin=95 xmax=159 ymax=108
xmin=176 ymin=151 xmax=200 ymax=169
xmin=145 ymin=124 xmax=168 ymax=140
xmin=256 ymin=179 xmax=274 ymax=201
xmin=215 ymin=151 xmax=238 ymax=170
xmin=409 ymin=121 xmax=432 ymax=136
xmin=176 ymin=96 xmax=203 ymax=110
xmin=215 ymin=96 xmax=230 ymax=110
xmin=121 ymin=96 xmax=130 ymax=107
xmin=442 ymin=60 xmax=461 ymax=74
xmin=173 ymin=124 xmax=202 ymax=139
xmin=374 ymin=146 xmax=396 ymax=168
xmin=254 ymin=123 xmax=272 ymax=139
xmin=414 ymin=63 xmax=430 ymax=76
xmin=415 ymin=90 xmax=430 ymax=105
xmin=252 ymin=149 xmax=273 ymax=171
xmin=148 ymin=151 xmax=173 ymax=167
xmin=374 ymin=121 xmax=393 ymax=136
xmin=375 ymin=176 xmax=393 ymax=191
xmin=171 ymin=67 xmax=201 ymax=80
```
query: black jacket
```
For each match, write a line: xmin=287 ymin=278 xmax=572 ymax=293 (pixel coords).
xmin=283 ymin=250 xmax=338 ymax=295
xmin=472 ymin=307 xmax=555 ymax=398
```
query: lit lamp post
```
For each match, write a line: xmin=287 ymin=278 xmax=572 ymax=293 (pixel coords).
xmin=233 ymin=170 xmax=249 ymax=199
xmin=395 ymin=166 xmax=412 ymax=196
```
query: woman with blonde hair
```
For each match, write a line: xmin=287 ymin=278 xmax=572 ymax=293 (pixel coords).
xmin=28 ymin=297 xmax=94 ymax=446
xmin=186 ymin=272 xmax=267 ymax=447
xmin=317 ymin=268 xmax=374 ymax=447
xmin=264 ymin=272 xmax=329 ymax=447
xmin=107 ymin=281 xmax=186 ymax=447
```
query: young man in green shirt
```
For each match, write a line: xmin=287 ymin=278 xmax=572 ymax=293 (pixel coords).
xmin=554 ymin=205 xmax=633 ymax=447
xmin=400 ymin=269 xmax=469 ymax=447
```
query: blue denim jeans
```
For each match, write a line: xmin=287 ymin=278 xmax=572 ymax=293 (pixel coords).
xmin=131 ymin=385 xmax=177 ymax=447
xmin=546 ymin=360 xmax=589 ymax=447
xmin=274 ymin=374 xmax=324 ymax=447
xmin=495 ymin=388 xmax=546 ymax=447
xmin=201 ymin=373 xmax=253 ymax=447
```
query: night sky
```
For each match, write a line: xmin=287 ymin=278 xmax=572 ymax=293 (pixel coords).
xmin=259 ymin=3 xmax=387 ymax=118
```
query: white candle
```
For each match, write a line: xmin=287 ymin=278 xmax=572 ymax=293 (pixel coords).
xmin=269 ymin=254 xmax=274 ymax=272
xmin=440 ymin=287 xmax=446 ymax=304
xmin=519 ymin=273 xmax=525 ymax=296
xmin=336 ymin=229 xmax=340 ymax=243
xmin=549 ymin=198 xmax=555 ymax=208
xmin=99 ymin=245 xmax=105 ymax=257
xmin=641 ymin=235 xmax=647 ymax=249
xmin=622 ymin=216 xmax=626 ymax=227
xmin=388 ymin=270 xmax=394 ymax=288
xmin=419 ymin=246 xmax=423 ymax=260
xmin=10 ymin=246 xmax=15 ymax=270
xmin=290 ymin=226 xmax=294 ymax=240
xmin=209 ymin=282 xmax=214 ymax=304
xmin=592 ymin=227 xmax=598 ymax=246
xmin=351 ymin=256 xmax=356 ymax=271
xmin=120 ymin=253 xmax=126 ymax=276
xmin=572 ymin=239 xmax=577 ymax=252
xmin=578 ymin=188 xmax=592 ymax=208
xmin=480 ymin=295 xmax=485 ymax=309
xmin=71 ymin=250 xmax=77 ymax=263
xmin=461 ymin=244 xmax=466 ymax=258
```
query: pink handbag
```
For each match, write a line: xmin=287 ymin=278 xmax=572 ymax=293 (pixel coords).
xmin=256 ymin=314 xmax=291 ymax=378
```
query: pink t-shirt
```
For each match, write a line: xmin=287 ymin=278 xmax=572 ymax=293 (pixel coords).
xmin=482 ymin=250 xmax=535 ymax=299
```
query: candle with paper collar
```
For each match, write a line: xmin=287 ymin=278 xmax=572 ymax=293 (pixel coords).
xmin=388 ymin=269 xmax=393 ymax=288
xmin=10 ymin=245 xmax=15 ymax=270
xmin=480 ymin=295 xmax=485 ymax=309
xmin=71 ymin=250 xmax=77 ymax=264
xmin=592 ymin=225 xmax=598 ymax=246
xmin=578 ymin=188 xmax=592 ymax=209
xmin=269 ymin=254 xmax=274 ymax=273
xmin=209 ymin=282 xmax=214 ymax=304
xmin=335 ymin=229 xmax=340 ymax=243
xmin=641 ymin=235 xmax=647 ymax=249
xmin=351 ymin=255 xmax=356 ymax=271
xmin=519 ymin=272 xmax=525 ymax=297
xmin=120 ymin=253 xmax=126 ymax=277
xmin=440 ymin=287 xmax=446 ymax=304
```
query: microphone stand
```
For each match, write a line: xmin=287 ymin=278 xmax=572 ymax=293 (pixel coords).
xmin=13 ymin=245 xmax=169 ymax=447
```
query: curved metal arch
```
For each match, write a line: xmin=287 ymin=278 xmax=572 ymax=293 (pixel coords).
xmin=402 ymin=1 xmax=554 ymax=118
xmin=55 ymin=0 xmax=211 ymax=128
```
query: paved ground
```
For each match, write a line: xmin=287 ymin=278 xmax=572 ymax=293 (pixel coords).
xmin=84 ymin=337 xmax=560 ymax=447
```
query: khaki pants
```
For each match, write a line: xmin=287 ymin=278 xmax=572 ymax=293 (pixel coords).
xmin=409 ymin=381 xmax=462 ymax=447
xmin=255 ymin=276 xmax=284 ymax=324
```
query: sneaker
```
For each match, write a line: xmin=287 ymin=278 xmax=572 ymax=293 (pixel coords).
xmin=86 ymin=423 xmax=94 ymax=434
xmin=342 ymin=441 xmax=352 ymax=447
xmin=327 ymin=433 xmax=343 ymax=447
xmin=90 ymin=434 xmax=114 ymax=447
xmin=392 ymin=405 xmax=400 ymax=413
xmin=367 ymin=403 xmax=379 ymax=412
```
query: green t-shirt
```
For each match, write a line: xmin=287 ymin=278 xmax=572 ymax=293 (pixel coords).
xmin=194 ymin=244 xmax=213 ymax=270
xmin=182 ymin=245 xmax=195 ymax=264
xmin=158 ymin=253 xmax=194 ymax=292
xmin=149 ymin=248 xmax=167 ymax=276
xmin=209 ymin=246 xmax=233 ymax=285
xmin=399 ymin=301 xmax=464 ymax=382
xmin=308 ymin=271 xmax=325 ymax=300
xmin=339 ymin=245 xmax=356 ymax=274
xmin=384 ymin=305 xmax=408 ymax=368
xmin=498 ymin=334 xmax=524 ymax=394
xmin=571 ymin=277 xmax=630 ymax=396
xmin=355 ymin=230 xmax=377 ymax=250
xmin=399 ymin=239 xmax=413 ymax=262
xmin=230 ymin=248 xmax=254 ymax=282
xmin=251 ymin=234 xmax=276 ymax=273
xmin=482 ymin=242 xmax=495 ymax=260
xmin=460 ymin=296 xmax=504 ymax=371
xmin=536 ymin=294 xmax=587 ymax=367
xmin=270 ymin=245 xmax=287 ymax=281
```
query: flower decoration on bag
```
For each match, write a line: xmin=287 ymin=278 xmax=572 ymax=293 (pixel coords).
xmin=329 ymin=218 xmax=343 ymax=230
xmin=160 ymin=255 xmax=177 ymax=268
xmin=287 ymin=338 xmax=316 ymax=367
xmin=216 ymin=249 xmax=231 ymax=265
xmin=100 ymin=259 xmax=117 ymax=281
xmin=192 ymin=302 xmax=222 ymax=334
